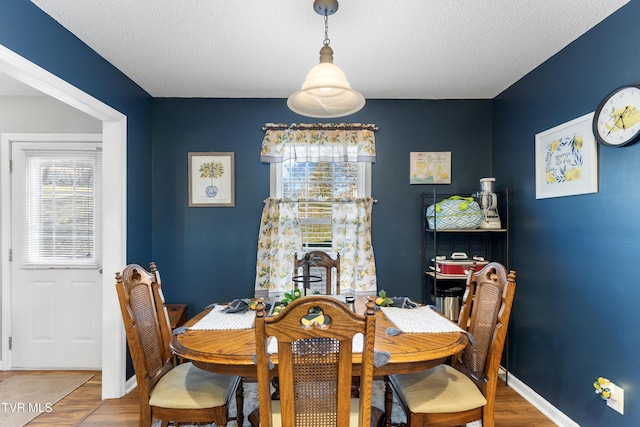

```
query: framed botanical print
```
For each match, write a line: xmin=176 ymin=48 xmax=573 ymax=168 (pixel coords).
xmin=188 ymin=152 xmax=235 ymax=207
xmin=535 ymin=112 xmax=597 ymax=199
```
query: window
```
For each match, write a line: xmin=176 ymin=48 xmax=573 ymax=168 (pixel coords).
xmin=23 ymin=150 xmax=101 ymax=268
xmin=271 ymin=159 xmax=371 ymax=250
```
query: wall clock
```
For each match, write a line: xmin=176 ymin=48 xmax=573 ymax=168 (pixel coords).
xmin=593 ymin=84 xmax=640 ymax=147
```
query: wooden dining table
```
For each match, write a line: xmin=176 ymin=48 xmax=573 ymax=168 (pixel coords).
xmin=170 ymin=296 xmax=469 ymax=377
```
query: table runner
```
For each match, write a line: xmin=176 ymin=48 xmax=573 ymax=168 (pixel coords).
xmin=381 ymin=306 xmax=464 ymax=334
xmin=189 ymin=305 xmax=256 ymax=330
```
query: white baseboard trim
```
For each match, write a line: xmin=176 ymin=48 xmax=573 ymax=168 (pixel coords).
xmin=500 ymin=367 xmax=579 ymax=427
xmin=125 ymin=375 xmax=137 ymax=395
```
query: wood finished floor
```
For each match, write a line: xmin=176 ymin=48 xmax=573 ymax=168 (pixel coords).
xmin=0 ymin=370 xmax=557 ymax=426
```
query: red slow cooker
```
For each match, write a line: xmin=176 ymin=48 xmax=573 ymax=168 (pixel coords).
xmin=430 ymin=252 xmax=488 ymax=276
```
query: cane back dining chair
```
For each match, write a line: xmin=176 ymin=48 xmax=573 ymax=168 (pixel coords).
xmin=116 ymin=262 xmax=244 ymax=427
xmin=383 ymin=262 xmax=516 ymax=427
xmin=294 ymin=251 xmax=341 ymax=295
xmin=249 ymin=295 xmax=380 ymax=427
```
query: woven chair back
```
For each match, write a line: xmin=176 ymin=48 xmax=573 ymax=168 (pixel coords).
xmin=455 ymin=262 xmax=515 ymax=392
xmin=116 ymin=263 xmax=173 ymax=393
xmin=254 ymin=295 xmax=375 ymax=427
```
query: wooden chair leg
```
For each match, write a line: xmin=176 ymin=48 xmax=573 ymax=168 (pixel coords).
xmin=248 ymin=408 xmax=260 ymax=427
xmin=383 ymin=376 xmax=408 ymax=427
xmin=384 ymin=377 xmax=394 ymax=427
xmin=140 ymin=404 xmax=152 ymax=427
xmin=235 ymin=377 xmax=244 ymax=425
xmin=271 ymin=376 xmax=280 ymax=400
xmin=351 ymin=375 xmax=361 ymax=398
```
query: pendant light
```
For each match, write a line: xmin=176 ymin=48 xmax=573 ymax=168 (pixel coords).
xmin=287 ymin=0 xmax=365 ymax=118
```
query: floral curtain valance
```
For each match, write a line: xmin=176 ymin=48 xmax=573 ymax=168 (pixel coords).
xmin=261 ymin=123 xmax=377 ymax=163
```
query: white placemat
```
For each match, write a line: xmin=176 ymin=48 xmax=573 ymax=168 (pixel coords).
xmin=189 ymin=305 xmax=256 ymax=330
xmin=381 ymin=306 xmax=464 ymax=334
xmin=267 ymin=333 xmax=364 ymax=353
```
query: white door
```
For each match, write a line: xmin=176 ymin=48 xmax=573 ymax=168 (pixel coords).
xmin=10 ymin=140 xmax=102 ymax=369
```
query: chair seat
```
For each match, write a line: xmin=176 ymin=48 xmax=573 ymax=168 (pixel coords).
xmin=389 ymin=364 xmax=487 ymax=414
xmin=149 ymin=362 xmax=238 ymax=409
xmin=255 ymin=398 xmax=362 ymax=427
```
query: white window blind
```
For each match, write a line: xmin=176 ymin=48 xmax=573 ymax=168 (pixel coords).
xmin=280 ymin=160 xmax=363 ymax=250
xmin=23 ymin=150 xmax=101 ymax=268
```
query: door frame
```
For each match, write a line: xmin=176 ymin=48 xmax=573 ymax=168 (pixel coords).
xmin=0 ymin=44 xmax=127 ymax=399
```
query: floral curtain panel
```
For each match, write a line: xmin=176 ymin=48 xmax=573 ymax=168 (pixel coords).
xmin=255 ymin=198 xmax=303 ymax=293
xmin=332 ymin=198 xmax=377 ymax=292
xmin=254 ymin=197 xmax=377 ymax=294
xmin=260 ymin=123 xmax=377 ymax=163
xmin=255 ymin=123 xmax=378 ymax=295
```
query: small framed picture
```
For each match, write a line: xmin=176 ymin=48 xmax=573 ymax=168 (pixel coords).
xmin=410 ymin=152 xmax=451 ymax=184
xmin=535 ymin=112 xmax=598 ymax=199
xmin=188 ymin=152 xmax=235 ymax=207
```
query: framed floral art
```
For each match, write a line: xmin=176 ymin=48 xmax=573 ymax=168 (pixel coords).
xmin=188 ymin=152 xmax=235 ymax=207
xmin=535 ymin=112 xmax=598 ymax=199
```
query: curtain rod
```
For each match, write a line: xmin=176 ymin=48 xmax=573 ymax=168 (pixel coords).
xmin=263 ymin=123 xmax=378 ymax=131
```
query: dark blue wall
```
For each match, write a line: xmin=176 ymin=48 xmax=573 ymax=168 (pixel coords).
xmin=494 ymin=1 xmax=639 ymax=425
xmin=151 ymin=98 xmax=493 ymax=310
xmin=1 ymin=0 xmax=153 ymax=380
xmin=0 ymin=0 xmax=154 ymax=264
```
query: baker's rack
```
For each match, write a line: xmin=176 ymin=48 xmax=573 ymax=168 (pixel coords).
xmin=421 ymin=188 xmax=510 ymax=306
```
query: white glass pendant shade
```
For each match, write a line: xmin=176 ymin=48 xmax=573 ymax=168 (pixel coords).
xmin=288 ymin=45 xmax=365 ymax=118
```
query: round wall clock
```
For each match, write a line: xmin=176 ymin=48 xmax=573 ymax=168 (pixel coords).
xmin=593 ymin=84 xmax=640 ymax=147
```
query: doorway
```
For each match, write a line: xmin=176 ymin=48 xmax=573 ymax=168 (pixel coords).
xmin=0 ymin=44 xmax=127 ymax=398
xmin=8 ymin=137 xmax=102 ymax=369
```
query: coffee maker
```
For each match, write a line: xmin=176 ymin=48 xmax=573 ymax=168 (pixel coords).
xmin=475 ymin=178 xmax=501 ymax=229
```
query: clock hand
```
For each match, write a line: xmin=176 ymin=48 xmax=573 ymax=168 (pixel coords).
xmin=607 ymin=106 xmax=629 ymax=136
xmin=618 ymin=106 xmax=627 ymax=130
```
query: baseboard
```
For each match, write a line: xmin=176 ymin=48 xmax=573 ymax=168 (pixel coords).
xmin=500 ymin=367 xmax=579 ymax=427
xmin=125 ymin=375 xmax=137 ymax=394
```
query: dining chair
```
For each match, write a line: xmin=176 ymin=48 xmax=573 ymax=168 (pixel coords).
xmin=249 ymin=295 xmax=381 ymax=427
xmin=383 ymin=262 xmax=516 ymax=427
xmin=116 ymin=262 xmax=244 ymax=427
xmin=294 ymin=250 xmax=341 ymax=295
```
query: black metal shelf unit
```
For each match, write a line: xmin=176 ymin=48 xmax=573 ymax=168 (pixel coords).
xmin=421 ymin=188 xmax=510 ymax=305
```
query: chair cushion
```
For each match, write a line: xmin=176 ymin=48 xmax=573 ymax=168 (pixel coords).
xmin=390 ymin=364 xmax=487 ymax=413
xmin=149 ymin=362 xmax=237 ymax=409
xmin=260 ymin=398 xmax=362 ymax=426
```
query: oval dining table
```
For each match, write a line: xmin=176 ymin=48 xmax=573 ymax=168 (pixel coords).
xmin=170 ymin=296 xmax=468 ymax=377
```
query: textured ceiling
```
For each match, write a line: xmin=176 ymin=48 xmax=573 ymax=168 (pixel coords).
xmin=2 ymin=0 xmax=630 ymax=99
